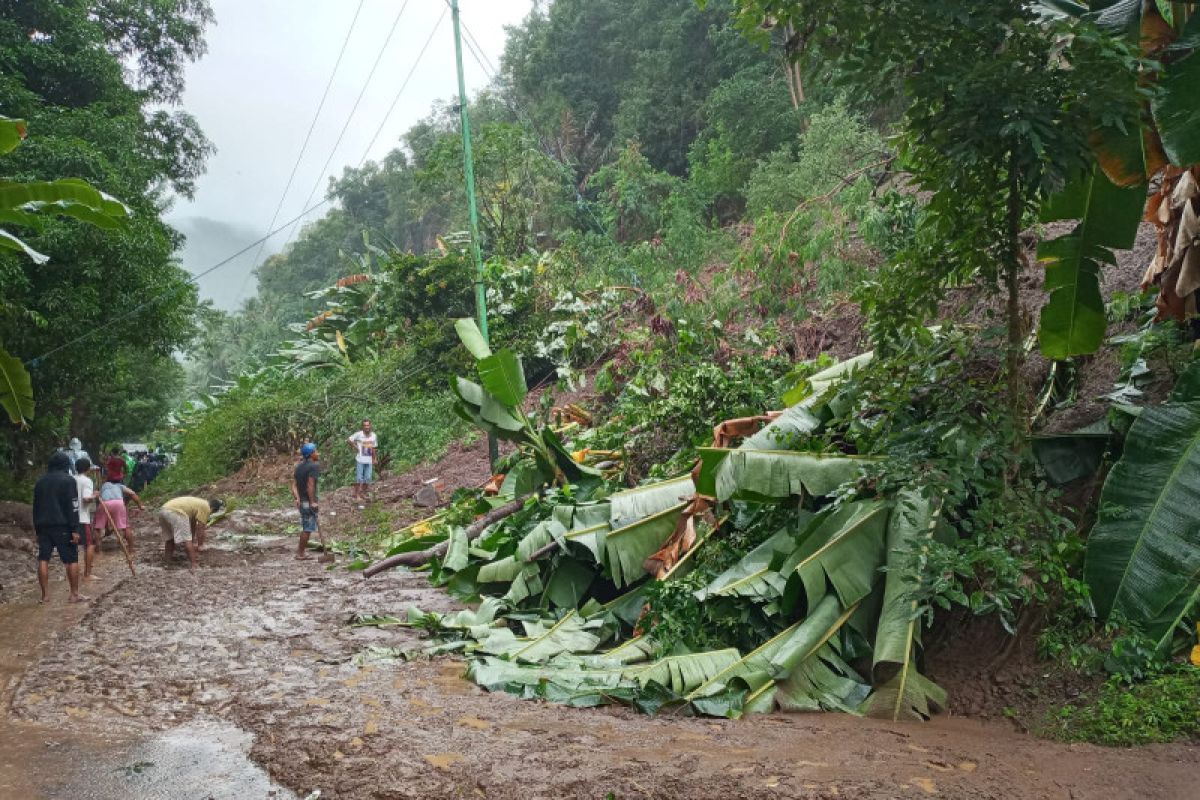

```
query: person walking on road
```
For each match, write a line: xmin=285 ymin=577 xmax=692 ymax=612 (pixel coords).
xmin=291 ymin=443 xmax=332 ymax=563
xmin=158 ymin=496 xmax=223 ymax=571
xmin=33 ymin=451 xmax=87 ymax=604
xmin=347 ymin=419 xmax=377 ymax=505
xmin=95 ymin=479 xmax=144 ymax=555
xmin=73 ymin=457 xmax=99 ymax=581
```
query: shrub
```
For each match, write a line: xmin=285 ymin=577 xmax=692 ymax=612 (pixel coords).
xmin=1045 ymin=667 xmax=1200 ymax=746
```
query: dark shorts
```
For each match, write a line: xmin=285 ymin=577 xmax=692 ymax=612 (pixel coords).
xmin=80 ymin=522 xmax=100 ymax=548
xmin=36 ymin=527 xmax=79 ymax=564
xmin=299 ymin=502 xmax=318 ymax=533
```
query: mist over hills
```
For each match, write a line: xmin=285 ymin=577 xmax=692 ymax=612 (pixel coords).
xmin=171 ymin=216 xmax=275 ymax=311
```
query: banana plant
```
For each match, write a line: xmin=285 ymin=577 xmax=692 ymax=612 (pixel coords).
xmin=0 ymin=345 xmax=34 ymax=427
xmin=452 ymin=317 xmax=598 ymax=491
xmin=0 ymin=115 xmax=132 ymax=426
xmin=0 ymin=116 xmax=130 ymax=264
xmin=1084 ymin=362 xmax=1200 ymax=649
xmin=1035 ymin=1 xmax=1200 ymax=355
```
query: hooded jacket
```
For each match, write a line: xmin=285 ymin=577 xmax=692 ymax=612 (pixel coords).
xmin=33 ymin=452 xmax=79 ymax=530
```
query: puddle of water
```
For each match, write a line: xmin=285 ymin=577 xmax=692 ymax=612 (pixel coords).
xmin=42 ymin=718 xmax=298 ymax=800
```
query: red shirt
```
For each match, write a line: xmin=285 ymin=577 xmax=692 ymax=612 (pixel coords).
xmin=105 ymin=455 xmax=125 ymax=481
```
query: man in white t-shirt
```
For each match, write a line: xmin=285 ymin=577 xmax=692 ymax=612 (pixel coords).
xmin=73 ymin=456 xmax=98 ymax=580
xmin=347 ymin=419 xmax=378 ymax=504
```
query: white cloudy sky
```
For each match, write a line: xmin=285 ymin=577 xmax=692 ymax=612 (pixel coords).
xmin=167 ymin=0 xmax=533 ymax=309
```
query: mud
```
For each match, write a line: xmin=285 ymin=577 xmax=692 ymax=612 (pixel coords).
xmin=0 ymin=507 xmax=1194 ymax=800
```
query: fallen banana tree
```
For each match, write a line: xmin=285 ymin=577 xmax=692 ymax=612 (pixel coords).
xmin=358 ymin=340 xmax=950 ymax=720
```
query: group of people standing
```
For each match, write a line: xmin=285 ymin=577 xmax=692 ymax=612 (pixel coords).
xmin=30 ymin=420 xmax=379 ymax=601
xmin=32 ymin=437 xmax=222 ymax=604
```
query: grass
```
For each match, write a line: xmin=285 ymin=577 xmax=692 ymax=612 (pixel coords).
xmin=1043 ymin=666 xmax=1200 ymax=746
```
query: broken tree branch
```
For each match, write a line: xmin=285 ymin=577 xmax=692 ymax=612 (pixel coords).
xmin=362 ymin=495 xmax=532 ymax=578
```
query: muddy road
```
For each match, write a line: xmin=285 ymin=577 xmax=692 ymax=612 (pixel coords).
xmin=0 ymin=510 xmax=1196 ymax=800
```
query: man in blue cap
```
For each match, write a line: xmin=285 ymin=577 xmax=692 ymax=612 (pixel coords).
xmin=291 ymin=442 xmax=330 ymax=562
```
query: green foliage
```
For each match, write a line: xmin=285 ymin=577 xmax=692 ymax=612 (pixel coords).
xmin=819 ymin=328 xmax=1087 ymax=632
xmin=1045 ymin=667 xmax=1200 ymax=746
xmin=162 ymin=349 xmax=462 ymax=491
xmin=0 ymin=0 xmax=212 ymax=463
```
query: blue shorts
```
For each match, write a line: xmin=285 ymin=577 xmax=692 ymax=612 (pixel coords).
xmin=299 ymin=502 xmax=319 ymax=533
xmin=36 ymin=527 xmax=79 ymax=564
xmin=355 ymin=462 xmax=373 ymax=483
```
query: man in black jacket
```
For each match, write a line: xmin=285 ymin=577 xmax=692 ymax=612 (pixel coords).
xmin=33 ymin=451 xmax=86 ymax=604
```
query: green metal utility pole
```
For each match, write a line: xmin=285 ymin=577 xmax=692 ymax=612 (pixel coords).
xmin=450 ymin=0 xmax=498 ymax=467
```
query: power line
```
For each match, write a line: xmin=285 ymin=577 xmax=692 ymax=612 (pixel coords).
xmin=357 ymin=7 xmax=448 ymax=165
xmin=233 ymin=0 xmax=367 ymax=304
xmin=279 ymin=0 xmax=413 ymax=250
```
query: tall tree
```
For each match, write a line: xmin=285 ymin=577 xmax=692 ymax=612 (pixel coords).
xmin=0 ymin=0 xmax=213 ymax=462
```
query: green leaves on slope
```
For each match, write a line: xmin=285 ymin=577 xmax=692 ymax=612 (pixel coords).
xmin=1084 ymin=399 xmax=1200 ymax=647
xmin=0 ymin=346 xmax=34 ymax=426
xmin=1037 ymin=165 xmax=1145 ymax=359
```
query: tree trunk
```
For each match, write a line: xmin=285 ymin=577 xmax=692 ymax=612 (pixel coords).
xmin=1005 ymin=152 xmax=1026 ymax=424
xmin=362 ymin=495 xmax=531 ymax=578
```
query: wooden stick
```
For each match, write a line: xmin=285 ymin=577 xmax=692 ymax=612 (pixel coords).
xmin=97 ymin=498 xmax=136 ymax=577
xmin=362 ymin=495 xmax=531 ymax=578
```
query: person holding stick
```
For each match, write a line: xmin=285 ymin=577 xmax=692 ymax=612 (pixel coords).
xmin=33 ymin=451 xmax=86 ymax=603
xmin=158 ymin=496 xmax=223 ymax=571
xmin=292 ymin=443 xmax=332 ymax=563
xmin=96 ymin=478 xmax=144 ymax=555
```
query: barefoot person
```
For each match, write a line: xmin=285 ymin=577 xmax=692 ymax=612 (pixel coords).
xmin=33 ymin=451 xmax=87 ymax=603
xmin=73 ymin=457 xmax=99 ymax=581
xmin=291 ymin=443 xmax=331 ymax=562
xmin=96 ymin=479 xmax=144 ymax=555
xmin=158 ymin=496 xmax=223 ymax=571
xmin=347 ymin=419 xmax=377 ymax=504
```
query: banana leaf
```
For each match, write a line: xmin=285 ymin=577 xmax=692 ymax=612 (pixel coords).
xmin=695 ymin=511 xmax=815 ymax=603
xmin=601 ymin=502 xmax=688 ymax=587
xmin=542 ymin=558 xmax=596 ymax=609
xmin=1038 ymin=165 xmax=1145 ymax=359
xmin=502 ymin=563 xmax=544 ymax=605
xmin=1084 ymin=400 xmax=1200 ymax=646
xmin=478 ymin=610 xmax=605 ymax=663
xmin=623 ymin=648 xmax=742 ymax=694
xmin=781 ymin=352 xmax=875 ymax=409
xmin=0 ymin=345 xmax=34 ymax=425
xmin=863 ymin=489 xmax=947 ymax=721
xmin=603 ymin=636 xmax=657 ymax=665
xmin=454 ymin=317 xmax=492 ymax=359
xmin=686 ymin=594 xmax=848 ymax=702
xmin=477 ymin=348 xmax=527 ymax=408
xmin=1032 ymin=424 xmax=1111 ymax=485
xmin=858 ymin=661 xmax=947 ymax=722
xmin=696 ymin=448 xmax=872 ymax=502
xmin=792 ymin=501 xmax=888 ymax=614
xmin=608 ymin=475 xmax=695 ymax=529
xmin=1153 ymin=36 xmax=1200 ymax=167
xmin=443 ymin=527 xmax=469 ymax=572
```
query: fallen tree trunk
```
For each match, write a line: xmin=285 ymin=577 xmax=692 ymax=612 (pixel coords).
xmin=362 ymin=495 xmax=532 ymax=578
